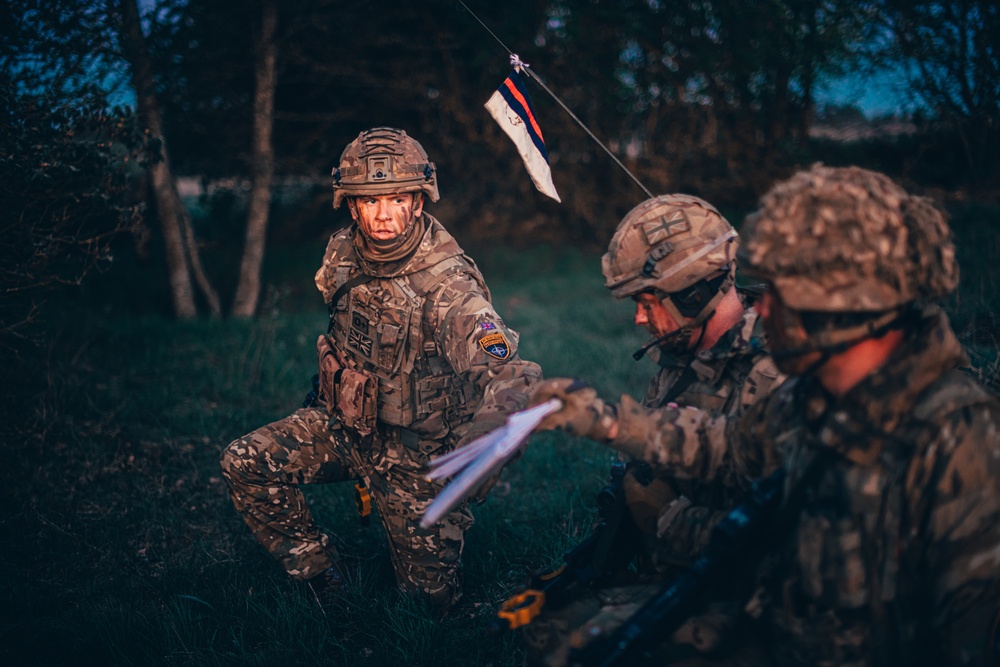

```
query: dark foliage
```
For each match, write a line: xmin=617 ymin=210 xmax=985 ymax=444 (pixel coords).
xmin=143 ymin=0 xmax=877 ymax=249
xmin=0 ymin=0 xmax=142 ymax=426
xmin=879 ymin=0 xmax=1000 ymax=184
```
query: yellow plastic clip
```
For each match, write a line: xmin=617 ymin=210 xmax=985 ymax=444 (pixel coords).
xmin=354 ymin=479 xmax=372 ymax=525
xmin=497 ymin=589 xmax=546 ymax=629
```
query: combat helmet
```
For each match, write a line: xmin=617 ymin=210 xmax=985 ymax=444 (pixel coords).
xmin=602 ymin=194 xmax=739 ymax=337
xmin=332 ymin=127 xmax=440 ymax=209
xmin=739 ymin=164 xmax=958 ymax=356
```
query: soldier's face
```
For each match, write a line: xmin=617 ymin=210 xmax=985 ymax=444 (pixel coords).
xmin=350 ymin=193 xmax=423 ymax=241
xmin=633 ymin=292 xmax=681 ymax=338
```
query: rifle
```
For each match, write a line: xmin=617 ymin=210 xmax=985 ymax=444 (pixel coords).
xmin=492 ymin=461 xmax=643 ymax=632
xmin=570 ymin=467 xmax=786 ymax=667
xmin=302 ymin=373 xmax=321 ymax=408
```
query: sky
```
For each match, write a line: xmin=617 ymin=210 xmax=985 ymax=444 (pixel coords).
xmin=123 ymin=0 xmax=913 ymax=119
xmin=106 ymin=67 xmax=914 ymax=119
xmin=817 ymin=68 xmax=917 ymax=116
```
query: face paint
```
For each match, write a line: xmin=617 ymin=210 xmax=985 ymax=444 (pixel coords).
xmin=351 ymin=193 xmax=422 ymax=242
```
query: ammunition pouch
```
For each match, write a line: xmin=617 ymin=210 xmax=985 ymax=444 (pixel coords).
xmin=337 ymin=367 xmax=378 ymax=436
xmin=415 ymin=374 xmax=476 ymax=421
xmin=376 ymin=422 xmax=422 ymax=451
xmin=316 ymin=335 xmax=343 ymax=411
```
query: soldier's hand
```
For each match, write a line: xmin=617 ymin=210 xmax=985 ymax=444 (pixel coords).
xmin=529 ymin=378 xmax=617 ymax=442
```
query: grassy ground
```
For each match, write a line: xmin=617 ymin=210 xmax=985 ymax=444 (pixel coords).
xmin=0 ymin=241 xmax=649 ymax=666
xmin=2 ymin=203 xmax=997 ymax=666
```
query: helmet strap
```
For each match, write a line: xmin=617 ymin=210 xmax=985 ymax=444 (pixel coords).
xmin=643 ymin=265 xmax=732 ymax=356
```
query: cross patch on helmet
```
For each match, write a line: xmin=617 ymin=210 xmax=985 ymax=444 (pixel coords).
xmin=643 ymin=210 xmax=690 ymax=246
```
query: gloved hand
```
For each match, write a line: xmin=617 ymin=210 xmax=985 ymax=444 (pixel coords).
xmin=528 ymin=378 xmax=617 ymax=442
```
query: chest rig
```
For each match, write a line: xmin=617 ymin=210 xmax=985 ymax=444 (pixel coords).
xmin=766 ymin=370 xmax=995 ymax=666
xmin=326 ymin=255 xmax=481 ymax=431
xmin=623 ymin=311 xmax=780 ymax=556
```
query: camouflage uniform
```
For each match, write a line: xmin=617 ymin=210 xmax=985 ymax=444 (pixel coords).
xmin=626 ymin=302 xmax=783 ymax=567
xmin=524 ymin=196 xmax=782 ymax=665
xmin=523 ymin=307 xmax=782 ymax=667
xmin=221 ymin=129 xmax=540 ymax=610
xmin=599 ymin=166 xmax=1000 ymax=665
xmin=743 ymin=307 xmax=1000 ymax=666
xmin=559 ymin=307 xmax=1000 ymax=666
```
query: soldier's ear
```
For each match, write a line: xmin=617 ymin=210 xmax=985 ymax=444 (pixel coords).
xmin=412 ymin=192 xmax=424 ymax=218
xmin=346 ymin=198 xmax=359 ymax=221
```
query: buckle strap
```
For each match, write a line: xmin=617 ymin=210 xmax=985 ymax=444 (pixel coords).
xmin=377 ymin=422 xmax=421 ymax=450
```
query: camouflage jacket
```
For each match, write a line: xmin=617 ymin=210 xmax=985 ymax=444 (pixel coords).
xmin=616 ymin=300 xmax=784 ymax=548
xmin=620 ymin=306 xmax=1000 ymax=665
xmin=314 ymin=214 xmax=540 ymax=447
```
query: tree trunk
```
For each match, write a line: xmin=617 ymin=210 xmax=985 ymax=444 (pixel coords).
xmin=178 ymin=193 xmax=223 ymax=316
xmin=118 ymin=0 xmax=196 ymax=318
xmin=232 ymin=0 xmax=277 ymax=318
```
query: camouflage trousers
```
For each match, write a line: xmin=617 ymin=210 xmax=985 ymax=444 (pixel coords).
xmin=522 ymin=583 xmax=771 ymax=667
xmin=219 ymin=407 xmax=473 ymax=610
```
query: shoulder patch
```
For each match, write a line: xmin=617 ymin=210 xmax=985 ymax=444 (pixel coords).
xmin=479 ymin=332 xmax=510 ymax=360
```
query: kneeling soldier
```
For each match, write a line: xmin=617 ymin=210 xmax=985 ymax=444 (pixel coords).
xmin=220 ymin=127 xmax=540 ymax=613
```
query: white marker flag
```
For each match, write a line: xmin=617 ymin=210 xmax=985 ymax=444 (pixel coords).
xmin=421 ymin=399 xmax=562 ymax=527
xmin=485 ymin=69 xmax=561 ymax=202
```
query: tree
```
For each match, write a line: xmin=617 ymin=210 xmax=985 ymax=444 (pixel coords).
xmin=231 ymin=0 xmax=277 ymax=317
xmin=880 ymin=0 xmax=1000 ymax=183
xmin=136 ymin=0 xmax=895 ymax=249
xmin=604 ymin=0 xmax=876 ymax=196
xmin=0 ymin=0 xmax=141 ymax=408
xmin=116 ymin=0 xmax=221 ymax=317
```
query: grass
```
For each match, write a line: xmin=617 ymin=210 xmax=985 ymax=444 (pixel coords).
xmin=2 ymin=202 xmax=997 ymax=666
xmin=0 ymin=240 xmax=647 ymax=667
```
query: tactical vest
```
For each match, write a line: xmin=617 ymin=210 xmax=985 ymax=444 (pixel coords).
xmin=644 ymin=307 xmax=779 ymax=414
xmin=768 ymin=369 xmax=996 ymax=667
xmin=326 ymin=250 xmax=484 ymax=432
xmin=625 ymin=308 xmax=782 ymax=541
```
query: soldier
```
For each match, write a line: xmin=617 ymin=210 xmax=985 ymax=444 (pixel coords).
xmin=220 ymin=127 xmax=540 ymax=614
xmin=543 ymin=165 xmax=1000 ymax=665
xmin=522 ymin=195 xmax=783 ymax=664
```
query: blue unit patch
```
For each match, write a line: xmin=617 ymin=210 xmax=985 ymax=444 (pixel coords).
xmin=478 ymin=332 xmax=510 ymax=360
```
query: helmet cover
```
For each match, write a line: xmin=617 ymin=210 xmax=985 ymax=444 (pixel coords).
xmin=602 ymin=194 xmax=738 ymax=299
xmin=739 ymin=164 xmax=957 ymax=312
xmin=332 ymin=127 xmax=440 ymax=208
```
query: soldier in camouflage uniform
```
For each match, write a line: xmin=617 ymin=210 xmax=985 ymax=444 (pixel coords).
xmin=220 ymin=127 xmax=540 ymax=613
xmin=544 ymin=165 xmax=1000 ymax=665
xmin=522 ymin=195 xmax=784 ymax=665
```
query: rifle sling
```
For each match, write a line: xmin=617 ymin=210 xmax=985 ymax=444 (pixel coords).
xmin=661 ymin=363 xmax=700 ymax=405
xmin=327 ymin=273 xmax=376 ymax=334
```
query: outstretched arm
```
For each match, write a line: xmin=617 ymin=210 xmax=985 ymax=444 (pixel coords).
xmin=529 ymin=378 xmax=769 ymax=485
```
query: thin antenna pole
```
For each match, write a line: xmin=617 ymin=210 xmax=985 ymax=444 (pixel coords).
xmin=521 ymin=66 xmax=654 ymax=198
xmin=456 ymin=0 xmax=655 ymax=199
xmin=457 ymin=0 xmax=516 ymax=55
